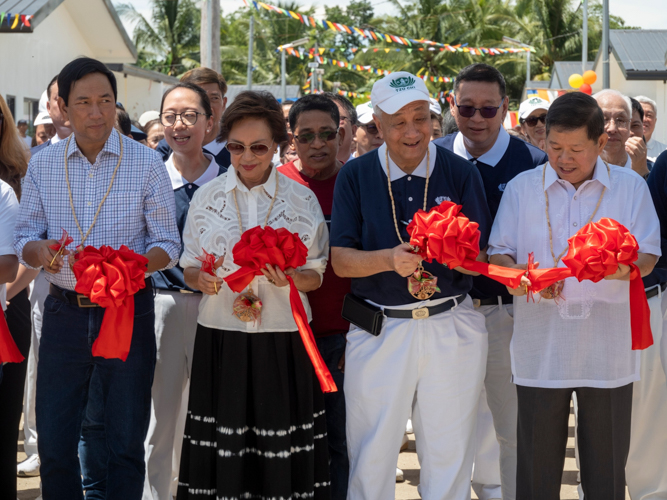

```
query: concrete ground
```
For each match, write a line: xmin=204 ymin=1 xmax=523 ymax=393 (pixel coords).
xmin=18 ymin=406 xmax=630 ymax=499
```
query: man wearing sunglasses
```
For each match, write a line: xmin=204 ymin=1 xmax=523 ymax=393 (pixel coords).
xmin=331 ymin=71 xmax=492 ymax=500
xmin=278 ymin=94 xmax=351 ymax=500
xmin=353 ymin=101 xmax=384 ymax=158
xmin=434 ymin=63 xmax=548 ymax=500
xmin=518 ymin=97 xmax=550 ymax=150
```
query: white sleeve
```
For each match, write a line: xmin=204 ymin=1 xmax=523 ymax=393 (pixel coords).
xmin=297 ymin=194 xmax=329 ymax=285
xmin=0 ymin=182 xmax=19 ymax=257
xmin=488 ymin=178 xmax=520 ymax=261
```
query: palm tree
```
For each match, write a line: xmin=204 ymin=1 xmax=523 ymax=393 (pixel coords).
xmin=116 ymin=0 xmax=201 ymax=76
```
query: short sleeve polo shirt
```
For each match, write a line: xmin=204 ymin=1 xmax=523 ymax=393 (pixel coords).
xmin=331 ymin=142 xmax=492 ymax=306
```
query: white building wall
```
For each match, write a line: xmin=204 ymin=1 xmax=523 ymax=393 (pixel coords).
xmin=113 ymin=73 xmax=169 ymax=121
xmin=0 ymin=5 xmax=94 ymax=122
xmin=592 ymin=52 xmax=667 ymax=144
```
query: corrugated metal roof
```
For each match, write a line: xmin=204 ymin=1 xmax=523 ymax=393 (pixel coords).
xmin=552 ymin=61 xmax=595 ymax=88
xmin=607 ymin=30 xmax=667 ymax=80
xmin=0 ymin=0 xmax=47 ymax=14
xmin=0 ymin=0 xmax=57 ymax=32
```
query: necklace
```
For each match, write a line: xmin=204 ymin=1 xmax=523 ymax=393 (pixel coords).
xmin=385 ymin=147 xmax=439 ymax=300
xmin=230 ymin=169 xmax=279 ymax=322
xmin=64 ymin=130 xmax=124 ymax=253
xmin=540 ymin=161 xmax=609 ymax=299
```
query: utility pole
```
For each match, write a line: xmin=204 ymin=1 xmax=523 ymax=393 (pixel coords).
xmin=247 ymin=15 xmax=254 ymax=90
xmin=582 ymin=0 xmax=588 ymax=73
xmin=201 ymin=0 xmax=221 ymax=72
xmin=602 ymin=0 xmax=610 ymax=89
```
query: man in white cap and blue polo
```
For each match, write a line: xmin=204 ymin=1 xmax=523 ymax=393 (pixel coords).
xmin=331 ymin=71 xmax=492 ymax=499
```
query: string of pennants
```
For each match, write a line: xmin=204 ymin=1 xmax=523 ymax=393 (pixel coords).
xmin=0 ymin=12 xmax=33 ymax=30
xmin=246 ymin=0 xmax=533 ymax=54
xmin=283 ymin=49 xmax=454 ymax=83
xmin=334 ymin=89 xmax=450 ymax=100
xmin=281 ymin=45 xmax=532 ymax=57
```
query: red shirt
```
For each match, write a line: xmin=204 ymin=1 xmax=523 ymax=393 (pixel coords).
xmin=278 ymin=161 xmax=351 ymax=338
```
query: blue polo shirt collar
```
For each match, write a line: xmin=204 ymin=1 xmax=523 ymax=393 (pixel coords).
xmin=452 ymin=126 xmax=510 ymax=167
xmin=378 ymin=142 xmax=437 ymax=180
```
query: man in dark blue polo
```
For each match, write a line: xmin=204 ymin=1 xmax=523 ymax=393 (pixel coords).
xmin=331 ymin=71 xmax=492 ymax=500
xmin=434 ymin=63 xmax=547 ymax=500
xmin=155 ymin=67 xmax=231 ymax=169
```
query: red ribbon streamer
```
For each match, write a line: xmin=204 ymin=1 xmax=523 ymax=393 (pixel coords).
xmin=225 ymin=226 xmax=337 ymax=393
xmin=72 ymin=246 xmax=148 ymax=361
xmin=48 ymin=228 xmax=73 ymax=252
xmin=562 ymin=218 xmax=652 ymax=350
xmin=196 ymin=248 xmax=217 ymax=277
xmin=407 ymin=202 xmax=652 ymax=350
xmin=0 ymin=312 xmax=24 ymax=364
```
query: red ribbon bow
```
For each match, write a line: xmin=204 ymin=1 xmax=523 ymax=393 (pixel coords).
xmin=563 ymin=218 xmax=652 ymax=350
xmin=72 ymin=245 xmax=148 ymax=361
xmin=0 ymin=313 xmax=24 ymax=364
xmin=407 ymin=201 xmax=526 ymax=288
xmin=225 ymin=226 xmax=337 ymax=393
xmin=196 ymin=249 xmax=217 ymax=277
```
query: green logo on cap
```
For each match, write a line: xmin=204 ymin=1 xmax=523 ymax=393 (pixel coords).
xmin=390 ymin=76 xmax=416 ymax=91
xmin=529 ymin=97 xmax=542 ymax=104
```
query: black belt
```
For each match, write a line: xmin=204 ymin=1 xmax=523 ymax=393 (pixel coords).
xmin=645 ymin=283 xmax=667 ymax=300
xmin=383 ymin=294 xmax=467 ymax=320
xmin=49 ymin=281 xmax=152 ymax=308
xmin=475 ymin=295 xmax=513 ymax=307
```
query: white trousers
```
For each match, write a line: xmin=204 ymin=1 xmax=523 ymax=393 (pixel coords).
xmin=626 ymin=288 xmax=667 ymax=500
xmin=472 ymin=304 xmax=516 ymax=500
xmin=143 ymin=290 xmax=201 ymax=500
xmin=22 ymin=271 xmax=49 ymax=458
xmin=345 ymin=296 xmax=488 ymax=500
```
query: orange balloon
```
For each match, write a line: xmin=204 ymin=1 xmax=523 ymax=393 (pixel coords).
xmin=583 ymin=70 xmax=597 ymax=85
xmin=580 ymin=83 xmax=592 ymax=95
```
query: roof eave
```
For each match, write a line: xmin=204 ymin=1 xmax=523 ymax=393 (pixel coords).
xmin=625 ymin=71 xmax=667 ymax=81
xmin=101 ymin=0 xmax=138 ymax=61
xmin=106 ymin=63 xmax=180 ymax=84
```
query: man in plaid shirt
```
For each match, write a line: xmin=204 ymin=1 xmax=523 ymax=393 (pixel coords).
xmin=14 ymin=57 xmax=180 ymax=500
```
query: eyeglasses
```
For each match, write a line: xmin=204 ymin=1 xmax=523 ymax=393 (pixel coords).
xmin=160 ymin=111 xmax=208 ymax=127
xmin=293 ymin=129 xmax=338 ymax=145
xmin=453 ymin=95 xmax=502 ymax=119
xmin=361 ymin=123 xmax=379 ymax=135
xmin=225 ymin=141 xmax=274 ymax=156
xmin=603 ymin=116 xmax=629 ymax=129
xmin=522 ymin=114 xmax=547 ymax=127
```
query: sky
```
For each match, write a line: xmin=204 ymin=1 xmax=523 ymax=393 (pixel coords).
xmin=119 ymin=0 xmax=667 ymax=38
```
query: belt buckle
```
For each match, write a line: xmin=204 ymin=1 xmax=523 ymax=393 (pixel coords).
xmin=77 ymin=295 xmax=97 ymax=308
xmin=412 ymin=307 xmax=429 ymax=320
xmin=472 ymin=298 xmax=481 ymax=308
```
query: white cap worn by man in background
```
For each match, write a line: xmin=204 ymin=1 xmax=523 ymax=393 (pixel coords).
xmin=353 ymin=101 xmax=384 ymax=158
xmin=429 ymin=98 xmax=444 ymax=140
xmin=518 ymin=96 xmax=549 ymax=150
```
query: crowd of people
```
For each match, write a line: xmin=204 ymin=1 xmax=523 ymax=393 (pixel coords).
xmin=0 ymin=56 xmax=666 ymax=500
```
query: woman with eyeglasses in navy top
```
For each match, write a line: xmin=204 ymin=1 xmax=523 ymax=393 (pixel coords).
xmin=177 ymin=91 xmax=331 ymax=500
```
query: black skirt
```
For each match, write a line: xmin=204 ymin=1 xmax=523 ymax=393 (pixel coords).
xmin=177 ymin=325 xmax=331 ymax=500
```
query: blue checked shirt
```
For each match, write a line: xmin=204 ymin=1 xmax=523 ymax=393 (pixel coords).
xmin=14 ymin=129 xmax=181 ymax=291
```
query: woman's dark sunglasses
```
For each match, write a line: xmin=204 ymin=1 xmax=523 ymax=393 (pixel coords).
xmin=225 ymin=142 xmax=273 ymax=156
xmin=453 ymin=95 xmax=502 ymax=119
xmin=361 ymin=123 xmax=379 ymax=135
xmin=522 ymin=114 xmax=547 ymax=127
xmin=293 ymin=129 xmax=338 ymax=145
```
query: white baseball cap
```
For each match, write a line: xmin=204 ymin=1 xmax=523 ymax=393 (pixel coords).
xmin=519 ymin=96 xmax=550 ymax=120
xmin=371 ymin=72 xmax=430 ymax=115
xmin=139 ymin=110 xmax=160 ymax=127
xmin=429 ymin=97 xmax=442 ymax=116
xmin=34 ymin=112 xmax=52 ymax=126
xmin=356 ymin=101 xmax=374 ymax=125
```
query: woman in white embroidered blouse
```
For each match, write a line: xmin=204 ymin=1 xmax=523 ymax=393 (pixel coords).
xmin=176 ymin=91 xmax=331 ymax=499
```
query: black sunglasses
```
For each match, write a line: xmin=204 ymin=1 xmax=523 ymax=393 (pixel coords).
xmin=293 ymin=129 xmax=338 ymax=145
xmin=523 ymin=114 xmax=547 ymax=127
xmin=453 ymin=95 xmax=502 ymax=119
xmin=361 ymin=123 xmax=379 ymax=135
